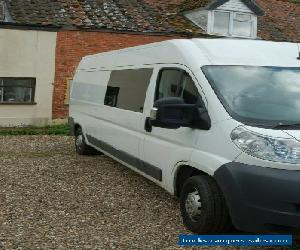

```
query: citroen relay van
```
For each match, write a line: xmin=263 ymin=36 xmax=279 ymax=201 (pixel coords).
xmin=69 ymin=39 xmax=300 ymax=234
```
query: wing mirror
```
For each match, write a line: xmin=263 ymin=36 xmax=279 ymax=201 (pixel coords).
xmin=150 ymin=97 xmax=211 ymax=130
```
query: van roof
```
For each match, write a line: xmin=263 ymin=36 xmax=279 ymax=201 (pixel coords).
xmin=79 ymin=38 xmax=300 ymax=70
xmin=194 ymin=39 xmax=300 ymax=67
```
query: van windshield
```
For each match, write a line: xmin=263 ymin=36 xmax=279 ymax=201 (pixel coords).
xmin=202 ymin=66 xmax=300 ymax=127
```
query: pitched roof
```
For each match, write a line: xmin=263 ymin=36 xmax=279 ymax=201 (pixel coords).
xmin=256 ymin=0 xmax=300 ymax=43
xmin=4 ymin=0 xmax=178 ymax=33
xmin=207 ymin=0 xmax=264 ymax=15
xmin=170 ymin=0 xmax=264 ymax=15
xmin=149 ymin=0 xmax=300 ymax=42
xmin=1 ymin=0 xmax=299 ymax=42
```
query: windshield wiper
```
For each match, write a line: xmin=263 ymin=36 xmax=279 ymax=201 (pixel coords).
xmin=272 ymin=123 xmax=300 ymax=130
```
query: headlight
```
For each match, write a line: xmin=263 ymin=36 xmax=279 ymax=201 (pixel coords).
xmin=231 ymin=126 xmax=300 ymax=164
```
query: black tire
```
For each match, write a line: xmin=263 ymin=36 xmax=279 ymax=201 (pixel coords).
xmin=75 ymin=126 xmax=100 ymax=155
xmin=180 ymin=175 xmax=232 ymax=234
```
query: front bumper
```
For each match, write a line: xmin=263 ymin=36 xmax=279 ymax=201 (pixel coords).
xmin=214 ymin=162 xmax=300 ymax=234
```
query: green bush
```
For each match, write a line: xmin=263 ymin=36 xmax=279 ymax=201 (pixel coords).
xmin=0 ymin=124 xmax=71 ymax=136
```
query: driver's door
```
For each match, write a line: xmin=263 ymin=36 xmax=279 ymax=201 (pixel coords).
xmin=141 ymin=65 xmax=206 ymax=188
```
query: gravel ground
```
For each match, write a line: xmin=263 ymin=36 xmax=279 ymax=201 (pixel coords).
xmin=0 ymin=136 xmax=295 ymax=249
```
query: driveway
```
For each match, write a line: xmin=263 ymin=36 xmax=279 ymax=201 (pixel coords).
xmin=0 ymin=136 xmax=291 ymax=249
xmin=0 ymin=136 xmax=189 ymax=249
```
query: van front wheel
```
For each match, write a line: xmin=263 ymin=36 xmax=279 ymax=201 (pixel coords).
xmin=180 ymin=175 xmax=232 ymax=234
xmin=75 ymin=127 xmax=99 ymax=155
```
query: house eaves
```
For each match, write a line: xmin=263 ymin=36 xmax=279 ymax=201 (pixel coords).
xmin=207 ymin=0 xmax=265 ymax=16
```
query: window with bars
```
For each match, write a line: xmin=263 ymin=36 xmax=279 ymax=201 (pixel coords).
xmin=0 ymin=78 xmax=36 ymax=104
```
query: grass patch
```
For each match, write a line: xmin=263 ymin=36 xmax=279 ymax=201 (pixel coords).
xmin=0 ymin=124 xmax=70 ymax=136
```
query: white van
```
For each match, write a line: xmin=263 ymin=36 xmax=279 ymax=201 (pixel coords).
xmin=69 ymin=39 xmax=300 ymax=234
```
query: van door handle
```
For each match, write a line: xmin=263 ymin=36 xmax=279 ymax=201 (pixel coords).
xmin=144 ymin=117 xmax=152 ymax=133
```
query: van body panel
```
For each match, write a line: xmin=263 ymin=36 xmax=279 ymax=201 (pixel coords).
xmin=77 ymin=40 xmax=211 ymax=71
xmin=192 ymin=70 xmax=232 ymax=124
xmin=141 ymin=64 xmax=212 ymax=192
xmin=85 ymin=107 xmax=144 ymax=163
xmin=190 ymin=119 xmax=243 ymax=176
xmin=70 ymin=38 xmax=300 ymax=234
xmin=195 ymin=39 xmax=300 ymax=67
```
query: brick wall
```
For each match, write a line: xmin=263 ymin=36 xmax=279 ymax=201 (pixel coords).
xmin=53 ymin=30 xmax=179 ymax=118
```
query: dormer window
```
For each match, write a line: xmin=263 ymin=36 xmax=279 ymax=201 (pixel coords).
xmin=184 ymin=0 xmax=263 ymax=39
xmin=210 ymin=10 xmax=257 ymax=38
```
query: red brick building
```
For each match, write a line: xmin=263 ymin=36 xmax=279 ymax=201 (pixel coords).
xmin=0 ymin=0 xmax=299 ymax=124
xmin=54 ymin=31 xmax=179 ymax=118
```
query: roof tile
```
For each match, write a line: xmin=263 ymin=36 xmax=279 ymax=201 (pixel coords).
xmin=1 ymin=0 xmax=299 ymax=42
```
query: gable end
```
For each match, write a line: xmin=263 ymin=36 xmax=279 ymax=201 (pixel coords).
xmin=207 ymin=0 xmax=264 ymax=16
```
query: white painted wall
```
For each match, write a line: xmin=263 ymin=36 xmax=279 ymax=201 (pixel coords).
xmin=0 ymin=28 xmax=57 ymax=126
xmin=185 ymin=9 xmax=209 ymax=31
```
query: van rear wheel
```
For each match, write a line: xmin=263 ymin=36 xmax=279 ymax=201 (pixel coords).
xmin=75 ymin=127 xmax=100 ymax=155
xmin=180 ymin=175 xmax=232 ymax=234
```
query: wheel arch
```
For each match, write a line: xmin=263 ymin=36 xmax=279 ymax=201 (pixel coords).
xmin=74 ymin=123 xmax=81 ymax=133
xmin=68 ymin=116 xmax=81 ymax=136
xmin=174 ymin=164 xmax=209 ymax=197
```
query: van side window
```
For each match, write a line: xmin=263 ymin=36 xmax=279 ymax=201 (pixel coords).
xmin=157 ymin=69 xmax=182 ymax=99
xmin=156 ymin=69 xmax=202 ymax=105
xmin=104 ymin=68 xmax=153 ymax=112
xmin=180 ymin=73 xmax=201 ymax=105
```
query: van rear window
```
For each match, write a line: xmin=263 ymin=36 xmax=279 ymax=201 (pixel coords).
xmin=104 ymin=68 xmax=153 ymax=112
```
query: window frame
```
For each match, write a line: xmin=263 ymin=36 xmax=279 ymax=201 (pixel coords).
xmin=209 ymin=10 xmax=256 ymax=38
xmin=154 ymin=67 xmax=185 ymax=102
xmin=64 ymin=77 xmax=73 ymax=105
xmin=154 ymin=67 xmax=205 ymax=107
xmin=104 ymin=68 xmax=154 ymax=113
xmin=0 ymin=77 xmax=36 ymax=105
xmin=0 ymin=2 xmax=5 ymax=22
xmin=201 ymin=65 xmax=300 ymax=127
xmin=211 ymin=10 xmax=231 ymax=36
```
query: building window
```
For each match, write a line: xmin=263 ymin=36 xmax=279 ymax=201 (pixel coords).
xmin=104 ymin=68 xmax=153 ymax=112
xmin=0 ymin=1 xmax=5 ymax=21
xmin=64 ymin=78 xmax=73 ymax=105
xmin=213 ymin=11 xmax=231 ymax=35
xmin=211 ymin=10 xmax=256 ymax=38
xmin=0 ymin=78 xmax=36 ymax=104
xmin=232 ymin=13 xmax=253 ymax=37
